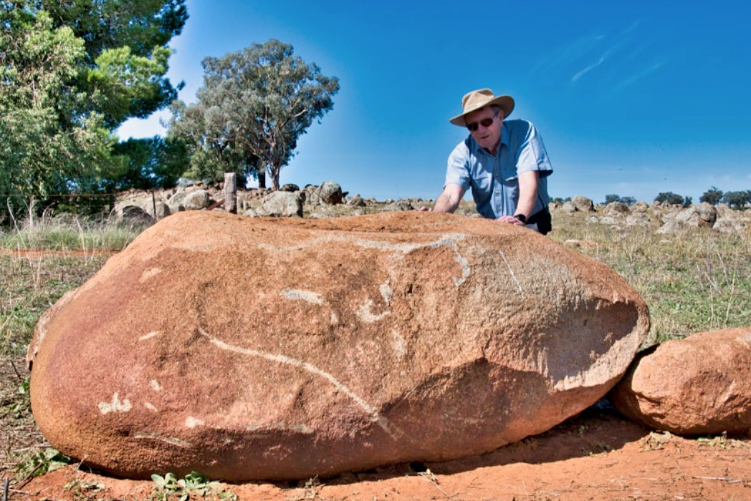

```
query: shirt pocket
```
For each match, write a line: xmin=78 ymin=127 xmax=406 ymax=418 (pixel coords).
xmin=500 ymin=161 xmax=518 ymax=182
xmin=471 ymin=170 xmax=493 ymax=195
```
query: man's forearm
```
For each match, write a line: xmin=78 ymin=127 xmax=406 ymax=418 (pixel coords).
xmin=514 ymin=171 xmax=539 ymax=218
xmin=433 ymin=190 xmax=461 ymax=213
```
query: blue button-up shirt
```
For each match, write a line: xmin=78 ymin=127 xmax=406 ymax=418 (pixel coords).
xmin=445 ymin=119 xmax=553 ymax=219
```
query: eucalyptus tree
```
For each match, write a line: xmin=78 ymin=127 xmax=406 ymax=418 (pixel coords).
xmin=34 ymin=0 xmax=188 ymax=128
xmin=0 ymin=0 xmax=187 ymax=219
xmin=169 ymin=39 xmax=340 ymax=190
xmin=0 ymin=7 xmax=112 ymax=217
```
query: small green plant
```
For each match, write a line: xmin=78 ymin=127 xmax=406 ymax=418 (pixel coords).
xmin=15 ymin=447 xmax=72 ymax=479
xmin=639 ymin=431 xmax=673 ymax=451
xmin=2 ymin=376 xmax=31 ymax=419
xmin=151 ymin=471 xmax=237 ymax=500
xmin=64 ymin=478 xmax=106 ymax=499
xmin=294 ymin=476 xmax=324 ymax=501
xmin=696 ymin=431 xmax=750 ymax=450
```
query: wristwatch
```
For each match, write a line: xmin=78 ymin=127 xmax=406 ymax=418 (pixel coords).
xmin=514 ymin=214 xmax=527 ymax=223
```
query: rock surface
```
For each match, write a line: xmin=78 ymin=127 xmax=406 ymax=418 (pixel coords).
xmin=571 ymin=195 xmax=594 ymax=212
xmin=28 ymin=211 xmax=649 ymax=481
xmin=610 ymin=328 xmax=751 ymax=435
xmin=253 ymin=191 xmax=303 ymax=217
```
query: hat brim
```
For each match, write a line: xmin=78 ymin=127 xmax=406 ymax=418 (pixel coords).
xmin=449 ymin=95 xmax=515 ymax=126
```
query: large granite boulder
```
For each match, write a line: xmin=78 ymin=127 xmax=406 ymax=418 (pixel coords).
xmin=610 ymin=328 xmax=751 ymax=435
xmin=28 ymin=211 xmax=649 ymax=481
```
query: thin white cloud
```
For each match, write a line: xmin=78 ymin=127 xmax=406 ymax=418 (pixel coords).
xmin=571 ymin=51 xmax=611 ymax=82
xmin=531 ymin=31 xmax=607 ymax=76
xmin=622 ymin=20 xmax=642 ymax=34
xmin=611 ymin=61 xmax=664 ymax=92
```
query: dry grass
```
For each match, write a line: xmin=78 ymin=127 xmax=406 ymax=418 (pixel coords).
xmin=549 ymin=211 xmax=751 ymax=345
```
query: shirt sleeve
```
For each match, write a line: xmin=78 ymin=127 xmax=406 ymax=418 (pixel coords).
xmin=516 ymin=122 xmax=553 ymax=177
xmin=445 ymin=140 xmax=472 ymax=191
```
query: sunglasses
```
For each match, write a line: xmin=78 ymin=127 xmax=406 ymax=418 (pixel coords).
xmin=466 ymin=111 xmax=499 ymax=132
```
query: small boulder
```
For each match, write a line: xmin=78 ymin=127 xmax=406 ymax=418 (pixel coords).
xmin=571 ymin=195 xmax=594 ymax=212
xmin=625 ymin=214 xmax=650 ymax=227
xmin=383 ymin=200 xmax=414 ymax=212
xmin=632 ymin=201 xmax=649 ymax=212
xmin=604 ymin=202 xmax=630 ymax=216
xmin=610 ymin=328 xmax=751 ymax=435
xmin=713 ymin=218 xmax=747 ymax=233
xmin=656 ymin=220 xmax=682 ymax=235
xmin=183 ymin=190 xmax=210 ymax=210
xmin=675 ymin=203 xmax=717 ymax=227
xmin=348 ymin=195 xmax=367 ymax=208
xmin=256 ymin=191 xmax=303 ymax=217
xmin=319 ymin=181 xmax=343 ymax=205
xmin=562 ymin=201 xmax=577 ymax=213
xmin=116 ymin=205 xmax=153 ymax=225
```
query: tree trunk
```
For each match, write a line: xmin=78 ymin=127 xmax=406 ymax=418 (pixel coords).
xmin=258 ymin=170 xmax=266 ymax=189
xmin=271 ymin=161 xmax=282 ymax=191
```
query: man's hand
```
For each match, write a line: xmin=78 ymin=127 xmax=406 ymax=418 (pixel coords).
xmin=415 ymin=206 xmax=432 ymax=212
xmin=497 ymin=215 xmax=526 ymax=226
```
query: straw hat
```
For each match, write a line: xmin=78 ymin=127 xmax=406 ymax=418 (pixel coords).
xmin=449 ymin=88 xmax=515 ymax=126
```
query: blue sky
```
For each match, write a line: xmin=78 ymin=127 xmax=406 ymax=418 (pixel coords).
xmin=118 ymin=0 xmax=751 ymax=204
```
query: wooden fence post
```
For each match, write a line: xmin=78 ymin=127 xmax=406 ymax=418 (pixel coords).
xmin=224 ymin=172 xmax=237 ymax=214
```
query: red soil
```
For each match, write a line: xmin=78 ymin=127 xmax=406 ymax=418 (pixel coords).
xmin=11 ymin=406 xmax=751 ymax=501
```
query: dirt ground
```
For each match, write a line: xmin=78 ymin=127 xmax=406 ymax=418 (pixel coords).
xmin=7 ymin=403 xmax=751 ymax=501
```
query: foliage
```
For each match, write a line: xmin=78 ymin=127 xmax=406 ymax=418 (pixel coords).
xmin=15 ymin=447 xmax=71 ymax=478
xmin=38 ymin=0 xmax=188 ymax=127
xmin=604 ymin=194 xmax=635 ymax=206
xmin=168 ymin=39 xmax=340 ymax=190
xmin=0 ymin=0 xmax=187 ymax=223
xmin=0 ymin=7 xmax=115 ymax=217
xmin=700 ymin=186 xmax=724 ymax=205
xmin=550 ymin=196 xmax=571 ymax=204
xmin=151 ymin=471 xmax=237 ymax=500
xmin=721 ymin=190 xmax=751 ymax=210
xmin=112 ymin=136 xmax=189 ymax=190
xmin=87 ymin=45 xmax=176 ymax=128
xmin=654 ymin=191 xmax=690 ymax=207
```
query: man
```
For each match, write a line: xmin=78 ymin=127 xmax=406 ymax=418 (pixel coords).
xmin=425 ymin=88 xmax=553 ymax=234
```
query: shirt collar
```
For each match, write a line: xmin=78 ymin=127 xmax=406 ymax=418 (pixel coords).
xmin=500 ymin=120 xmax=510 ymax=149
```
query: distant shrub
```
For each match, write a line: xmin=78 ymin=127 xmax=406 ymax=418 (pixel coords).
xmin=604 ymin=194 xmax=636 ymax=206
xmin=700 ymin=186 xmax=724 ymax=205
xmin=721 ymin=190 xmax=751 ymax=210
xmin=655 ymin=192 xmax=690 ymax=207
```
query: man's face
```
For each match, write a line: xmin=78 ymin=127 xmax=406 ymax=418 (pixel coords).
xmin=465 ymin=106 xmax=503 ymax=154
